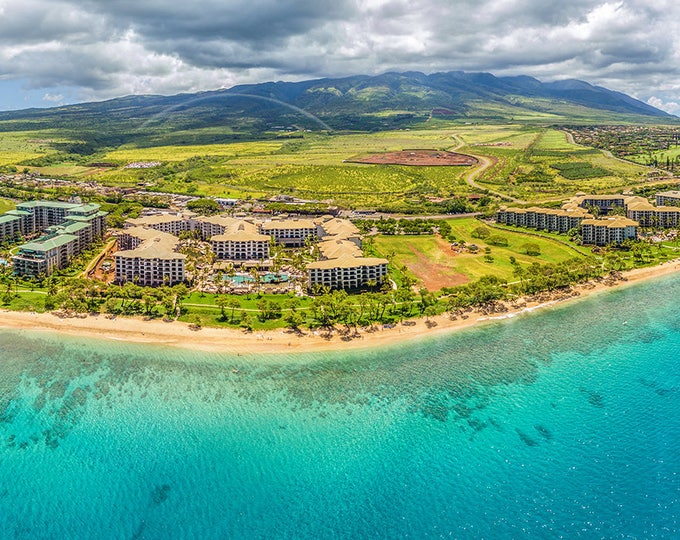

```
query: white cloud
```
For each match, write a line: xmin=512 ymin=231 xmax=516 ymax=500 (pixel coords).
xmin=647 ymin=97 xmax=680 ymax=116
xmin=42 ymin=93 xmax=64 ymax=103
xmin=0 ymin=0 xmax=678 ymax=110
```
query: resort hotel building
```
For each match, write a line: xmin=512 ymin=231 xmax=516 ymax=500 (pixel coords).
xmin=115 ymin=227 xmax=186 ymax=286
xmin=566 ymin=193 xmax=680 ymax=229
xmin=7 ymin=201 xmax=108 ymax=277
xmin=260 ymin=218 xmax=318 ymax=247
xmin=125 ymin=213 xmax=192 ymax=236
xmin=307 ymin=217 xmax=388 ymax=290
xmin=210 ymin=223 xmax=270 ymax=262
xmin=118 ymin=211 xmax=388 ymax=290
xmin=0 ymin=212 xmax=27 ymax=244
xmin=624 ymin=199 xmax=680 ymax=228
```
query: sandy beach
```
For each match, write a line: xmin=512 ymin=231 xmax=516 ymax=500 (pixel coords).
xmin=2 ymin=260 xmax=679 ymax=355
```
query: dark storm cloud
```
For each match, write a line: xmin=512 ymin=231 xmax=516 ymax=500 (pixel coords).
xmin=0 ymin=0 xmax=678 ymax=112
xmin=83 ymin=0 xmax=357 ymax=46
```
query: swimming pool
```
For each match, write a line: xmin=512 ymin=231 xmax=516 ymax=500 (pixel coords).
xmin=224 ymin=273 xmax=290 ymax=284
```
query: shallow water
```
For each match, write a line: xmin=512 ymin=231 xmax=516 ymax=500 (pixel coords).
xmin=0 ymin=275 xmax=678 ymax=538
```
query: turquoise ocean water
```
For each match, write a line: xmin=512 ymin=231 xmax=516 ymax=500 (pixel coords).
xmin=0 ymin=274 xmax=679 ymax=539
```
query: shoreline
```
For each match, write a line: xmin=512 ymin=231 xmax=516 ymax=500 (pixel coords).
xmin=1 ymin=260 xmax=679 ymax=355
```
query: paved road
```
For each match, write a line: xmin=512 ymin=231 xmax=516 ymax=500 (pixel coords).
xmin=447 ymin=134 xmax=526 ymax=204
xmin=462 ymin=151 xmax=526 ymax=204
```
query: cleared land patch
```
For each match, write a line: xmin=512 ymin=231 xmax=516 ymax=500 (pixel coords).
xmin=373 ymin=217 xmax=587 ymax=290
xmin=373 ymin=234 xmax=470 ymax=290
xmin=347 ymin=149 xmax=478 ymax=166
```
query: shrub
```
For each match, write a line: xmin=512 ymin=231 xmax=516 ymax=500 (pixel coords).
xmin=522 ymin=243 xmax=541 ymax=256
xmin=487 ymin=235 xmax=509 ymax=247
xmin=471 ymin=226 xmax=491 ymax=239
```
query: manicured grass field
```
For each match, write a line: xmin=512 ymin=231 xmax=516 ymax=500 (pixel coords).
xmin=373 ymin=217 xmax=587 ymax=290
xmin=2 ymin=291 xmax=48 ymax=313
xmin=629 ymin=146 xmax=680 ymax=166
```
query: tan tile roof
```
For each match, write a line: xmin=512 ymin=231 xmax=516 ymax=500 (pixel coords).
xmin=581 ymin=217 xmax=638 ymax=228
xmin=626 ymin=201 xmax=656 ymax=211
xmin=318 ymin=217 xmax=360 ymax=239
xmin=307 ymin=254 xmax=388 ymax=270
xmin=127 ymin=213 xmax=188 ymax=227
xmin=211 ymin=230 xmax=270 ymax=242
xmin=261 ymin=218 xmax=317 ymax=230
xmin=116 ymin=227 xmax=185 ymax=260
xmin=318 ymin=239 xmax=362 ymax=259
xmin=194 ymin=215 xmax=241 ymax=228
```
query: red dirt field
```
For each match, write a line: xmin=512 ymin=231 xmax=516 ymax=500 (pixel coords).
xmin=406 ymin=236 xmax=470 ymax=291
xmin=347 ymin=149 xmax=478 ymax=166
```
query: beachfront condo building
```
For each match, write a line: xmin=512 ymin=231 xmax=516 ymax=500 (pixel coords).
xmin=12 ymin=233 xmax=80 ymax=276
xmin=307 ymin=255 xmax=388 ymax=290
xmin=193 ymin=215 xmax=247 ymax=240
xmin=1 ymin=201 xmax=106 ymax=245
xmin=126 ymin=213 xmax=240 ymax=240
xmin=195 ymin=217 xmax=271 ymax=262
xmin=496 ymin=206 xmax=592 ymax=233
xmin=0 ymin=213 xmax=25 ymax=244
xmin=10 ymin=201 xmax=108 ymax=277
xmin=625 ymin=200 xmax=680 ymax=228
xmin=115 ymin=227 xmax=186 ymax=286
xmin=122 ymin=212 xmax=384 ymax=289
xmin=580 ymin=217 xmax=639 ymax=246
xmin=498 ymin=194 xmax=652 ymax=246
xmin=316 ymin=217 xmax=362 ymax=246
xmin=130 ymin=214 xmax=273 ymax=265
xmin=571 ymin=194 xmax=628 ymax=214
xmin=305 ymin=216 xmax=388 ymax=291
xmin=307 ymin=235 xmax=388 ymax=290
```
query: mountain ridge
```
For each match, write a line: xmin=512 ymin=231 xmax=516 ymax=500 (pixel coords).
xmin=0 ymin=71 xmax=673 ymax=151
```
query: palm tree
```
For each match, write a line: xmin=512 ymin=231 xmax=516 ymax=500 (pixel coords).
xmin=215 ymin=294 xmax=229 ymax=320
xmin=143 ymin=294 xmax=156 ymax=316
xmin=240 ymin=313 xmax=253 ymax=332
xmin=226 ymin=297 xmax=241 ymax=323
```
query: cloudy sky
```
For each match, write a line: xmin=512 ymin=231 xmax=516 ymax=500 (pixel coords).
xmin=1 ymin=0 xmax=679 ymax=114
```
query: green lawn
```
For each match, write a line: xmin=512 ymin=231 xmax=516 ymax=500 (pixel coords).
xmin=177 ymin=291 xmax=315 ymax=330
xmin=373 ymin=217 xmax=587 ymax=288
xmin=1 ymin=291 xmax=48 ymax=312
xmin=629 ymin=146 xmax=680 ymax=166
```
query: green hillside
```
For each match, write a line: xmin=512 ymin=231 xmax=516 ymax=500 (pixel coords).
xmin=0 ymin=71 xmax=675 ymax=155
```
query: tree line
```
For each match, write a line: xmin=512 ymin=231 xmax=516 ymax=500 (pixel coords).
xmin=0 ymin=251 xmax=621 ymax=334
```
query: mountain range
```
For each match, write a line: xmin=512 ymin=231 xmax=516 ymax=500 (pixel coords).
xmin=0 ymin=71 xmax=673 ymax=151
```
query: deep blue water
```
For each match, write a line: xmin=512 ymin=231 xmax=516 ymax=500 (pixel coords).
xmin=0 ymin=275 xmax=679 ymax=539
